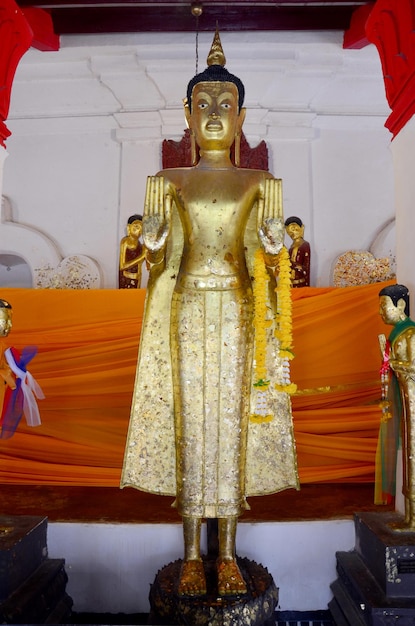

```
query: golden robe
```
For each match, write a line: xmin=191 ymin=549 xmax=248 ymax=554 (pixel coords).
xmin=121 ymin=184 xmax=299 ymax=512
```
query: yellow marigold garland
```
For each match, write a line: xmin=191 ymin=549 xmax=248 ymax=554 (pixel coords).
xmin=252 ymin=247 xmax=296 ymax=396
xmin=274 ymin=247 xmax=294 ymax=358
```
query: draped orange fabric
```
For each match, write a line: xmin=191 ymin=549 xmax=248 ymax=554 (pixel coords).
xmin=0 ymin=283 xmax=391 ymax=486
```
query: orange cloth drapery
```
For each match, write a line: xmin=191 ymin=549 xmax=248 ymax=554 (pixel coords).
xmin=0 ymin=283 xmax=391 ymax=486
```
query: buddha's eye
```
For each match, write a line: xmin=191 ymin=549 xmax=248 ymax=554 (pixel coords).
xmin=221 ymin=102 xmax=232 ymax=109
xmin=198 ymin=102 xmax=209 ymax=110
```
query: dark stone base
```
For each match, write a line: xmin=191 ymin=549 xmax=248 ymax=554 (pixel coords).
xmin=355 ymin=511 xmax=415 ymax=598
xmin=148 ymin=557 xmax=278 ymax=626
xmin=0 ymin=558 xmax=73 ymax=624
xmin=330 ymin=550 xmax=415 ymax=626
xmin=0 ymin=514 xmax=48 ymax=601
xmin=330 ymin=512 xmax=415 ymax=626
xmin=0 ymin=515 xmax=72 ymax=624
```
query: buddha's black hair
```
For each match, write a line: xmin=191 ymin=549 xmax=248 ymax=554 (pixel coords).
xmin=186 ymin=65 xmax=245 ymax=113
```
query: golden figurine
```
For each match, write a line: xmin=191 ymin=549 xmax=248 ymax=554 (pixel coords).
xmin=379 ymin=284 xmax=415 ymax=531
xmin=119 ymin=214 xmax=147 ymax=289
xmin=0 ymin=300 xmax=15 ymax=419
xmin=284 ymin=216 xmax=310 ymax=287
xmin=121 ymin=30 xmax=299 ymax=596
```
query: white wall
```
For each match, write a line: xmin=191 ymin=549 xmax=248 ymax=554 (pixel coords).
xmin=48 ymin=519 xmax=355 ymax=614
xmin=2 ymin=30 xmax=394 ymax=287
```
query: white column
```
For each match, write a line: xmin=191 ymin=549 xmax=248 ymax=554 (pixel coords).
xmin=390 ymin=116 xmax=415 ymax=298
xmin=0 ymin=146 xmax=8 ymax=204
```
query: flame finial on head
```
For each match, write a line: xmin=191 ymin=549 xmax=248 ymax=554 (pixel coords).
xmin=186 ymin=26 xmax=245 ymax=112
xmin=207 ymin=26 xmax=226 ymax=67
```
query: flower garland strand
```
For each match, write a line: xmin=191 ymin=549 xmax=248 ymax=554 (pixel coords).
xmin=252 ymin=248 xmax=272 ymax=390
xmin=274 ymin=246 xmax=297 ymax=394
xmin=274 ymin=247 xmax=293 ymax=356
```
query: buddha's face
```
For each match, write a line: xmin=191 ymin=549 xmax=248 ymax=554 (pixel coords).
xmin=187 ymin=81 xmax=244 ymax=151
xmin=379 ymin=295 xmax=406 ymax=326
xmin=0 ymin=308 xmax=12 ymax=337
xmin=285 ymin=222 xmax=304 ymax=241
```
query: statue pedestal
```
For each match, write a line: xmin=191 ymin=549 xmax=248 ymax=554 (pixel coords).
xmin=148 ymin=556 xmax=278 ymax=626
xmin=329 ymin=512 xmax=415 ymax=625
xmin=0 ymin=515 xmax=72 ymax=624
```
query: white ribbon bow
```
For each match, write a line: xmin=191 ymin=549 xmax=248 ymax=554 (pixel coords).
xmin=4 ymin=348 xmax=45 ymax=427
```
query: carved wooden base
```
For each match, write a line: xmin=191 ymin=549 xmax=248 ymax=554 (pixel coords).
xmin=148 ymin=556 xmax=278 ymax=626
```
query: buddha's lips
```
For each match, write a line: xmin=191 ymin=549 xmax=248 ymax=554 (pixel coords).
xmin=206 ymin=121 xmax=223 ymax=131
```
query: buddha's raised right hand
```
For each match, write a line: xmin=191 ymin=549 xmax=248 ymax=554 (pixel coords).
xmin=143 ymin=176 xmax=172 ymax=258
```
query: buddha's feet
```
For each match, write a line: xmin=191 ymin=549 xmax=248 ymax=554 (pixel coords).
xmin=217 ymin=558 xmax=247 ymax=596
xmin=178 ymin=559 xmax=207 ymax=597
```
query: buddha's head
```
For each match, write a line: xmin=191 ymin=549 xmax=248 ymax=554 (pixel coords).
xmin=183 ymin=29 xmax=246 ymax=157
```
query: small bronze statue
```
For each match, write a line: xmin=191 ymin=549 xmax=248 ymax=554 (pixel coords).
xmin=284 ymin=216 xmax=310 ymax=287
xmin=118 ymin=214 xmax=146 ymax=289
xmin=379 ymin=284 xmax=415 ymax=530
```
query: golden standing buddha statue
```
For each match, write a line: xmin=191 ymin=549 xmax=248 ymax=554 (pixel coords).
xmin=121 ymin=31 xmax=299 ymax=596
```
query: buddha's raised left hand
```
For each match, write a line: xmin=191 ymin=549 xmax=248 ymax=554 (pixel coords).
xmin=258 ymin=178 xmax=284 ymax=256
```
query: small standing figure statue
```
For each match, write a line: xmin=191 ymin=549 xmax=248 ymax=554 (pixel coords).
xmin=118 ymin=214 xmax=146 ymax=289
xmin=379 ymin=284 xmax=415 ymax=530
xmin=121 ymin=29 xmax=298 ymax=599
xmin=0 ymin=299 xmax=43 ymax=439
xmin=284 ymin=216 xmax=310 ymax=287
xmin=0 ymin=300 xmax=15 ymax=426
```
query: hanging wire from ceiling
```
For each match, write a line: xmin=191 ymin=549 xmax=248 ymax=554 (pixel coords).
xmin=191 ymin=2 xmax=203 ymax=74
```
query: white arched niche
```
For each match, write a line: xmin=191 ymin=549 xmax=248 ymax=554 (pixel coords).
xmin=0 ymin=196 xmax=102 ymax=289
xmin=0 ymin=196 xmax=61 ymax=288
xmin=0 ymin=252 xmax=33 ymax=288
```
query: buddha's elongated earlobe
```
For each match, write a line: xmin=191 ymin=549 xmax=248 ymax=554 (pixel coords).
xmin=234 ymin=108 xmax=245 ymax=167
xmin=234 ymin=132 xmax=241 ymax=167
xmin=190 ymin=130 xmax=198 ymax=166
xmin=183 ymin=97 xmax=198 ymax=165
